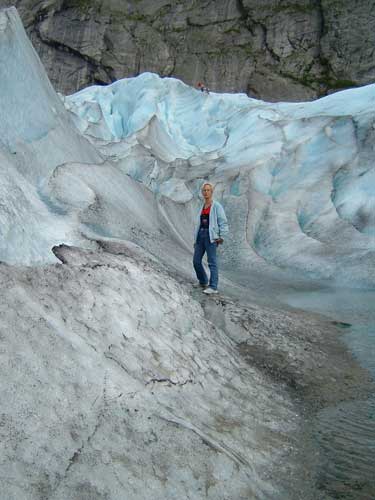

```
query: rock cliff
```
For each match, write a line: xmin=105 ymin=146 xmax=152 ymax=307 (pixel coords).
xmin=1 ymin=0 xmax=374 ymax=100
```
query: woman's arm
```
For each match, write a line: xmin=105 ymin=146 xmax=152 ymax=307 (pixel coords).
xmin=216 ymin=203 xmax=229 ymax=238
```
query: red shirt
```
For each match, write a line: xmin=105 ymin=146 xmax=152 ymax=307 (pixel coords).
xmin=200 ymin=205 xmax=211 ymax=228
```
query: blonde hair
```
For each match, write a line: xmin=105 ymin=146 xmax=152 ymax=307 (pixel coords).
xmin=201 ymin=182 xmax=214 ymax=192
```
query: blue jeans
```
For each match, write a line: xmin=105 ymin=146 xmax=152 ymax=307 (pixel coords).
xmin=193 ymin=228 xmax=218 ymax=290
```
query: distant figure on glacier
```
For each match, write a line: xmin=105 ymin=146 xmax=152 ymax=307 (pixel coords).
xmin=193 ymin=183 xmax=228 ymax=295
xmin=197 ymin=82 xmax=210 ymax=94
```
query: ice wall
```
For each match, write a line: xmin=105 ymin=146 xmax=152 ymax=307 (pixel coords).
xmin=0 ymin=8 xmax=196 ymax=267
xmin=0 ymin=7 xmax=101 ymax=263
xmin=65 ymin=73 xmax=375 ymax=287
xmin=1 ymin=5 xmax=375 ymax=287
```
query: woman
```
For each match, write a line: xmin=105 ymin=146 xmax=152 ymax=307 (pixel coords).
xmin=193 ymin=183 xmax=228 ymax=294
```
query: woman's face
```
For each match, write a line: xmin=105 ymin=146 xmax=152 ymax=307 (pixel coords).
xmin=202 ymin=185 xmax=213 ymax=200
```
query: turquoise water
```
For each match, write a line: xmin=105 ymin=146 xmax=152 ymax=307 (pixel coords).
xmin=281 ymin=288 xmax=375 ymax=499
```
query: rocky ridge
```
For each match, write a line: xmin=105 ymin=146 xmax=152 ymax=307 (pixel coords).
xmin=1 ymin=0 xmax=375 ymax=100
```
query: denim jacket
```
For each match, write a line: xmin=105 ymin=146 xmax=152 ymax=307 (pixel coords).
xmin=195 ymin=200 xmax=229 ymax=243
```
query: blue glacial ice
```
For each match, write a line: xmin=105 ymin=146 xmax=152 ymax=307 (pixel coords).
xmin=0 ymin=7 xmax=101 ymax=263
xmin=2 ymin=6 xmax=375 ymax=287
xmin=64 ymin=73 xmax=375 ymax=286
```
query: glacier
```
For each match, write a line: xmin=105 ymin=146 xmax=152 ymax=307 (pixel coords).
xmin=63 ymin=72 xmax=375 ymax=287
xmin=3 ymin=18 xmax=375 ymax=285
xmin=0 ymin=7 xmax=101 ymax=264
xmin=0 ymin=6 xmax=375 ymax=500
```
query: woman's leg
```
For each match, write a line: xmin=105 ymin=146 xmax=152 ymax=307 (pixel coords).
xmin=205 ymin=238 xmax=218 ymax=290
xmin=193 ymin=233 xmax=208 ymax=285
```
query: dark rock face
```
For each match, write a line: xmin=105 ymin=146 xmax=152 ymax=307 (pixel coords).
xmin=1 ymin=0 xmax=375 ymax=100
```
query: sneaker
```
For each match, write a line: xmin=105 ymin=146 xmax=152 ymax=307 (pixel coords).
xmin=203 ymin=287 xmax=218 ymax=295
